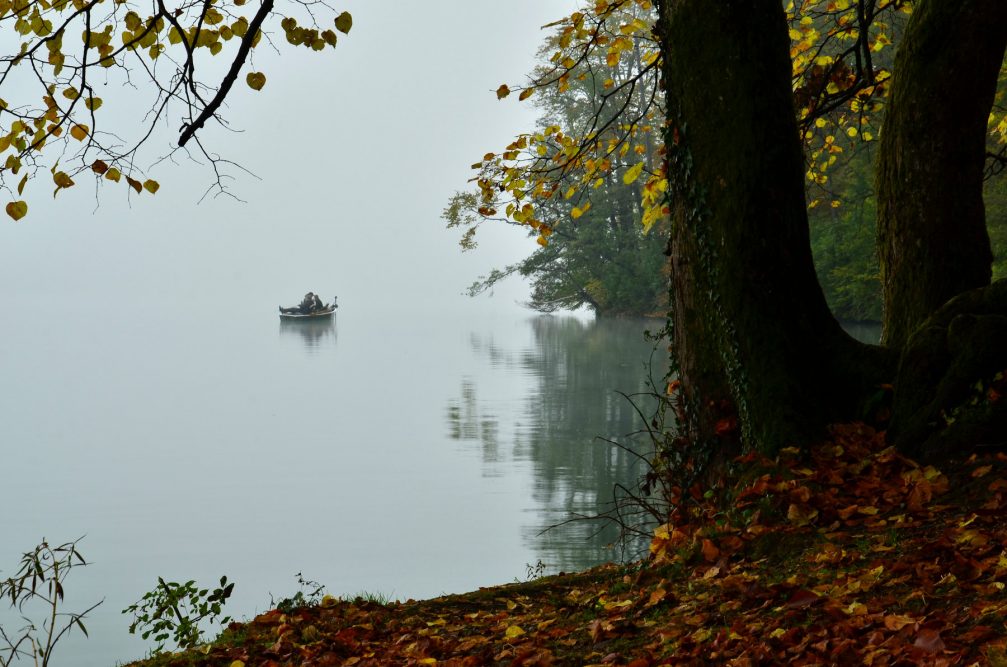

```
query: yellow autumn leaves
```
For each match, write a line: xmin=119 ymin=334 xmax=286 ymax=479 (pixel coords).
xmin=242 ymin=11 xmax=349 ymax=93
xmin=1 ymin=1 xmax=352 ymax=220
xmin=474 ymin=1 xmax=662 ymax=246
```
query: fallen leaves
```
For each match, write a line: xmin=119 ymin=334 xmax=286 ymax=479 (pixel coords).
xmin=124 ymin=424 xmax=1007 ymax=666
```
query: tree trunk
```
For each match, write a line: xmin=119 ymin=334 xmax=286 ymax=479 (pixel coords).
xmin=658 ymin=0 xmax=894 ymax=455
xmin=876 ymin=0 xmax=1007 ymax=348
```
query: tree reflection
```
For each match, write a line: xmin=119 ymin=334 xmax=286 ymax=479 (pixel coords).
xmin=446 ymin=316 xmax=667 ymax=573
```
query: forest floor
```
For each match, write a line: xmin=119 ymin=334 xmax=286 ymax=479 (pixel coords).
xmin=127 ymin=423 xmax=1007 ymax=666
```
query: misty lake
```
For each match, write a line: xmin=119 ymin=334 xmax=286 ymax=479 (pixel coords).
xmin=1 ymin=301 xmax=665 ymax=665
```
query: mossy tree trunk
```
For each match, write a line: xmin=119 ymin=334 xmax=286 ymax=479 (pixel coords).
xmin=876 ymin=0 xmax=1007 ymax=348
xmin=657 ymin=0 xmax=894 ymax=456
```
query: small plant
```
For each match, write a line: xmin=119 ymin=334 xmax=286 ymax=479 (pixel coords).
xmin=347 ymin=590 xmax=392 ymax=606
xmin=273 ymin=572 xmax=326 ymax=614
xmin=123 ymin=575 xmax=234 ymax=655
xmin=0 ymin=538 xmax=101 ymax=667
xmin=524 ymin=560 xmax=548 ymax=581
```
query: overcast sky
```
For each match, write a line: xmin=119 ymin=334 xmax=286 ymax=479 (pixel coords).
xmin=0 ymin=1 xmax=581 ymax=315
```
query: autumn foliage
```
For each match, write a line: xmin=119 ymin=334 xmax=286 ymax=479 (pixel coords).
xmin=128 ymin=406 xmax=1007 ymax=665
xmin=0 ymin=0 xmax=351 ymax=219
xmin=462 ymin=0 xmax=1006 ymax=250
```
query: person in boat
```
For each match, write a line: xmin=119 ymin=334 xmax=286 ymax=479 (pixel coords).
xmin=299 ymin=292 xmax=316 ymax=314
xmin=312 ymin=293 xmax=323 ymax=311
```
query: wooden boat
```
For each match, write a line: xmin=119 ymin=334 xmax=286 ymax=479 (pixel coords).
xmin=279 ymin=296 xmax=338 ymax=319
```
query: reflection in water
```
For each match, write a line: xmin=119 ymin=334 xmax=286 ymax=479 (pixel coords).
xmin=279 ymin=316 xmax=337 ymax=350
xmin=842 ymin=321 xmax=882 ymax=345
xmin=447 ymin=316 xmax=668 ymax=573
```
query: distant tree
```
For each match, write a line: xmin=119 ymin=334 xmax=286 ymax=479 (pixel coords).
xmin=457 ymin=193 xmax=668 ymax=316
xmin=809 ymin=146 xmax=883 ymax=323
xmin=445 ymin=1 xmax=666 ymax=317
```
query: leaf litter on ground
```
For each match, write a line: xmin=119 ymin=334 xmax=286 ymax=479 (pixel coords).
xmin=127 ymin=422 xmax=1007 ymax=666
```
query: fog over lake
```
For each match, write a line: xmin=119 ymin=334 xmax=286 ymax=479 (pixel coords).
xmin=0 ymin=2 xmax=681 ymax=664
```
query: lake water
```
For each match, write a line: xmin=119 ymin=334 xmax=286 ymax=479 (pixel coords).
xmin=0 ymin=301 xmax=665 ymax=665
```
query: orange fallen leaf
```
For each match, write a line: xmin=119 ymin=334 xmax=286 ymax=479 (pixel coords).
xmin=883 ymin=614 xmax=917 ymax=631
xmin=701 ymin=538 xmax=720 ymax=562
xmin=914 ymin=627 xmax=946 ymax=653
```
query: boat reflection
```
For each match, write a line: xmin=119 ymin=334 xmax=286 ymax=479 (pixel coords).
xmin=279 ymin=316 xmax=337 ymax=351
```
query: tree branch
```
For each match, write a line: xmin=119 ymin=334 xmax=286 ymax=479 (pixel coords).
xmin=178 ymin=0 xmax=274 ymax=147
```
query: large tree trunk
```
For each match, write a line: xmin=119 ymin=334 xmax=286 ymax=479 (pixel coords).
xmin=657 ymin=0 xmax=894 ymax=455
xmin=876 ymin=0 xmax=1007 ymax=348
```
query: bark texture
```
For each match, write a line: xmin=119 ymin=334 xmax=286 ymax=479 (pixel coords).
xmin=659 ymin=0 xmax=894 ymax=455
xmin=876 ymin=0 xmax=1007 ymax=348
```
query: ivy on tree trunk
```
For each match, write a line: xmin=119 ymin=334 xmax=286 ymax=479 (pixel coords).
xmin=658 ymin=0 xmax=893 ymax=456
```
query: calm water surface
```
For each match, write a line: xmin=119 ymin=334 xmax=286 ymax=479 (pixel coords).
xmin=1 ymin=301 xmax=663 ymax=665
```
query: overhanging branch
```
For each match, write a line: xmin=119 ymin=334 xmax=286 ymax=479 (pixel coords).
xmin=178 ymin=0 xmax=274 ymax=147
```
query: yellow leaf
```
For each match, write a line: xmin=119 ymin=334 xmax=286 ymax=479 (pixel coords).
xmin=846 ymin=601 xmax=868 ymax=616
xmin=230 ymin=661 xmax=245 ymax=667
xmin=623 ymin=162 xmax=644 ymax=185
xmin=504 ymin=625 xmax=525 ymax=639
xmin=787 ymin=503 xmax=818 ymax=526
xmin=536 ymin=235 xmax=548 ymax=247
xmin=496 ymin=84 xmax=510 ymax=100
xmin=142 ymin=179 xmax=159 ymax=194
xmin=5 ymin=200 xmax=28 ymax=221
xmin=70 ymin=124 xmax=89 ymax=141
xmin=518 ymin=88 xmax=534 ymax=101
xmin=84 ymin=96 xmax=102 ymax=111
xmin=105 ymin=167 xmax=121 ymax=182
xmin=571 ymin=201 xmax=591 ymax=219
xmin=53 ymin=171 xmax=74 ymax=189
xmin=17 ymin=173 xmax=27 ymax=195
xmin=246 ymin=72 xmax=266 ymax=91
xmin=334 ymin=11 xmax=352 ymax=34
